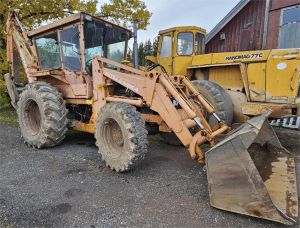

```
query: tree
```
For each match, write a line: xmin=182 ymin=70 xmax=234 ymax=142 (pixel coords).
xmin=144 ymin=39 xmax=152 ymax=55
xmin=138 ymin=42 xmax=145 ymax=66
xmin=152 ymin=36 xmax=159 ymax=56
xmin=137 ymin=39 xmax=158 ymax=67
xmin=100 ymin=0 xmax=152 ymax=30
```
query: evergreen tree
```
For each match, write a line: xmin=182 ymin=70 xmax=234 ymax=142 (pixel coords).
xmin=144 ymin=39 xmax=152 ymax=55
xmin=138 ymin=42 xmax=145 ymax=66
xmin=152 ymin=37 xmax=159 ymax=56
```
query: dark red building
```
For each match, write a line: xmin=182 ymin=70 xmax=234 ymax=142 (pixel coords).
xmin=206 ymin=0 xmax=300 ymax=53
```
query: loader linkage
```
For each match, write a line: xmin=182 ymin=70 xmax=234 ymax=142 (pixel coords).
xmin=83 ymin=57 xmax=230 ymax=163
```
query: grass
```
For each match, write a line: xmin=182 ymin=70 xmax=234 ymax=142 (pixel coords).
xmin=0 ymin=79 xmax=18 ymax=126
xmin=0 ymin=108 xmax=18 ymax=126
xmin=0 ymin=79 xmax=10 ymax=107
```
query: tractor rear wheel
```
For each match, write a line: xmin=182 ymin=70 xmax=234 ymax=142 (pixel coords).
xmin=192 ymin=80 xmax=233 ymax=126
xmin=160 ymin=80 xmax=233 ymax=146
xmin=95 ymin=102 xmax=148 ymax=172
xmin=17 ymin=82 xmax=68 ymax=148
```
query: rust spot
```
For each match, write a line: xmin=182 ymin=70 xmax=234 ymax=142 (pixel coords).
xmin=246 ymin=202 xmax=271 ymax=218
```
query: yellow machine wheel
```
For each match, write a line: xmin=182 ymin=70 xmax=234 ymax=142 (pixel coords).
xmin=95 ymin=102 xmax=148 ymax=172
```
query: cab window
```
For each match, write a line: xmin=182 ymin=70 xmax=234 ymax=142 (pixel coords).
xmin=160 ymin=35 xmax=172 ymax=57
xmin=195 ymin=33 xmax=205 ymax=55
xmin=84 ymin=19 xmax=129 ymax=65
xmin=60 ymin=26 xmax=81 ymax=72
xmin=35 ymin=32 xmax=61 ymax=69
xmin=177 ymin=32 xmax=193 ymax=56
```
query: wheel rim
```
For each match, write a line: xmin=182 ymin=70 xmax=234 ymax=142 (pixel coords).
xmin=24 ymin=99 xmax=41 ymax=135
xmin=103 ymin=118 xmax=124 ymax=158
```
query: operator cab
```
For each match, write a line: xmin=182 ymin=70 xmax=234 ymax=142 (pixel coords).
xmin=149 ymin=26 xmax=206 ymax=76
xmin=28 ymin=13 xmax=132 ymax=73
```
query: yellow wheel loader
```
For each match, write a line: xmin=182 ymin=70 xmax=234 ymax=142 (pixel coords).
xmin=3 ymin=10 xmax=298 ymax=225
xmin=147 ymin=26 xmax=300 ymax=125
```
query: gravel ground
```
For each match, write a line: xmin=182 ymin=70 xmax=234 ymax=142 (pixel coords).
xmin=0 ymin=122 xmax=299 ymax=228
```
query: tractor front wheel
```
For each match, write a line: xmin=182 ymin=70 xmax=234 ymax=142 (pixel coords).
xmin=95 ymin=102 xmax=148 ymax=172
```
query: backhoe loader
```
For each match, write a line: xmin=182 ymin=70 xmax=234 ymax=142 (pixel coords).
xmin=147 ymin=26 xmax=300 ymax=126
xmin=3 ymin=10 xmax=298 ymax=225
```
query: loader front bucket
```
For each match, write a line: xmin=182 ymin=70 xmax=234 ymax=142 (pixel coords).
xmin=205 ymin=110 xmax=298 ymax=225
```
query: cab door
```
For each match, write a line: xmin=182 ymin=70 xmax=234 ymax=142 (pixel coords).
xmin=157 ymin=32 xmax=173 ymax=75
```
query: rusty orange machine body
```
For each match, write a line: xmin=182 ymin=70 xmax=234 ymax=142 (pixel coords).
xmin=6 ymin=10 xmax=229 ymax=161
xmin=4 ymin=10 xmax=298 ymax=225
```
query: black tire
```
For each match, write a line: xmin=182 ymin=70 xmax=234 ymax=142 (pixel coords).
xmin=17 ymin=82 xmax=68 ymax=148
xmin=160 ymin=80 xmax=233 ymax=146
xmin=192 ymin=80 xmax=233 ymax=126
xmin=95 ymin=102 xmax=148 ymax=172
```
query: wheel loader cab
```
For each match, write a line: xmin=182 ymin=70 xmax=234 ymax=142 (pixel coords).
xmin=33 ymin=14 xmax=131 ymax=71
xmin=155 ymin=26 xmax=206 ymax=76
xmin=29 ymin=13 xmax=132 ymax=98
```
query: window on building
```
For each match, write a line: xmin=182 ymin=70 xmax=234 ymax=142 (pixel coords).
xmin=160 ymin=35 xmax=172 ymax=57
xmin=195 ymin=33 xmax=205 ymax=55
xmin=35 ymin=32 xmax=61 ymax=69
xmin=177 ymin=32 xmax=193 ymax=56
xmin=279 ymin=5 xmax=300 ymax=48
xmin=60 ymin=26 xmax=81 ymax=71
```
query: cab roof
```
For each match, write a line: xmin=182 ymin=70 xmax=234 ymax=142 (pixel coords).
xmin=159 ymin=26 xmax=206 ymax=35
xmin=28 ymin=12 xmax=132 ymax=37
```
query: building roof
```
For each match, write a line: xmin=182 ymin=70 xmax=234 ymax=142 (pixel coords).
xmin=206 ymin=0 xmax=251 ymax=43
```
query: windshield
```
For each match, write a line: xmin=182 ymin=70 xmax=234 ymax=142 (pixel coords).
xmin=84 ymin=19 xmax=129 ymax=64
xmin=34 ymin=32 xmax=61 ymax=70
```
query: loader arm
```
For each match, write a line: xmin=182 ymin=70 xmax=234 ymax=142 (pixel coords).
xmin=6 ymin=10 xmax=38 ymax=82
xmin=89 ymin=56 xmax=229 ymax=161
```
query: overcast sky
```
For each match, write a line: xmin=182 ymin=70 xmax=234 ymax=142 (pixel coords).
xmin=97 ymin=0 xmax=241 ymax=42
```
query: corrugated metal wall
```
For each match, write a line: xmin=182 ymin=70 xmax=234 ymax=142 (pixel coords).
xmin=206 ymin=0 xmax=266 ymax=53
